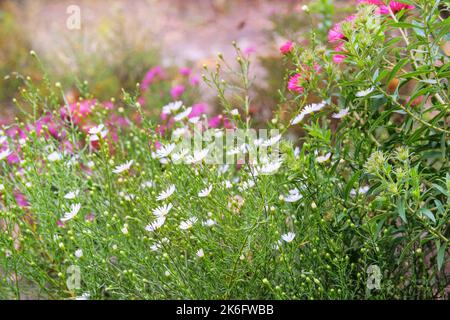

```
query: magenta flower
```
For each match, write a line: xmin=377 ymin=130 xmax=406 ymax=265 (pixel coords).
xmin=14 ymin=191 xmax=29 ymax=207
xmin=357 ymin=0 xmax=383 ymax=5
xmin=287 ymin=74 xmax=305 ymax=94
xmin=208 ymin=115 xmax=222 ymax=128
xmin=102 ymin=101 xmax=114 ymax=110
xmin=190 ymin=75 xmax=200 ymax=86
xmin=35 ymin=114 xmax=61 ymax=139
xmin=333 ymin=42 xmax=347 ymax=64
xmin=60 ymin=99 xmax=96 ymax=125
xmin=189 ymin=103 xmax=209 ymax=119
xmin=85 ymin=212 xmax=96 ymax=222
xmin=280 ymin=41 xmax=294 ymax=55
xmin=179 ymin=67 xmax=192 ymax=76
xmin=379 ymin=2 xmax=414 ymax=14
xmin=141 ymin=66 xmax=165 ymax=91
xmin=328 ymin=24 xmax=345 ymax=43
xmin=244 ymin=46 xmax=256 ymax=56
xmin=170 ymin=85 xmax=185 ymax=100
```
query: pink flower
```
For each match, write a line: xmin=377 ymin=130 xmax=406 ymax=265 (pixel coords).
xmin=287 ymin=74 xmax=304 ymax=94
xmin=14 ymin=191 xmax=29 ymax=207
xmin=328 ymin=15 xmax=355 ymax=43
xmin=170 ymin=85 xmax=185 ymax=100
xmin=379 ymin=2 xmax=414 ymax=14
xmin=7 ymin=152 xmax=20 ymax=165
xmin=35 ymin=114 xmax=61 ymax=139
xmin=328 ymin=24 xmax=345 ymax=43
xmin=141 ymin=66 xmax=165 ymax=91
xmin=189 ymin=103 xmax=209 ymax=118
xmin=190 ymin=75 xmax=200 ymax=86
xmin=280 ymin=41 xmax=294 ymax=55
xmin=60 ymin=100 xmax=96 ymax=125
xmin=333 ymin=54 xmax=346 ymax=64
xmin=85 ymin=212 xmax=96 ymax=222
xmin=333 ymin=42 xmax=347 ymax=64
xmin=357 ymin=0 xmax=383 ymax=4
xmin=102 ymin=101 xmax=114 ymax=110
xmin=208 ymin=115 xmax=222 ymax=128
xmin=244 ymin=46 xmax=256 ymax=56
xmin=179 ymin=67 xmax=191 ymax=76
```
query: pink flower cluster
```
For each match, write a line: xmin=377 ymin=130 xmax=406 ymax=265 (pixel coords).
xmin=279 ymin=41 xmax=294 ymax=55
xmin=328 ymin=1 xmax=414 ymax=64
xmin=357 ymin=1 xmax=414 ymax=14
xmin=287 ymin=63 xmax=322 ymax=94
xmin=328 ymin=15 xmax=356 ymax=64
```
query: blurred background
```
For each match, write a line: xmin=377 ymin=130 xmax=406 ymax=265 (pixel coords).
xmin=0 ymin=0 xmax=350 ymax=123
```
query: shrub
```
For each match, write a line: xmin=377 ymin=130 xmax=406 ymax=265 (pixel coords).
xmin=0 ymin=0 xmax=448 ymax=299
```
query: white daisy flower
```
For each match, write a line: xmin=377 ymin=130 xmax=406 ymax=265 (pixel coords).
xmin=174 ymin=107 xmax=192 ymax=121
xmin=150 ymin=237 xmax=169 ymax=251
xmin=291 ymin=112 xmax=306 ymax=125
xmin=262 ymin=134 xmax=282 ymax=147
xmin=153 ymin=203 xmax=173 ymax=217
xmin=145 ymin=216 xmax=166 ymax=232
xmin=156 ymin=184 xmax=176 ymax=201
xmin=253 ymin=138 xmax=264 ymax=147
xmin=218 ymin=164 xmax=229 ymax=175
xmin=281 ymin=232 xmax=296 ymax=243
xmin=356 ymin=87 xmax=374 ymax=97
xmin=283 ymin=188 xmax=303 ymax=202
xmin=180 ymin=217 xmax=198 ymax=230
xmin=172 ymin=148 xmax=189 ymax=162
xmin=121 ymin=225 xmax=129 ymax=234
xmin=196 ymin=249 xmax=205 ymax=258
xmin=308 ymin=101 xmax=327 ymax=113
xmin=156 ymin=143 xmax=176 ymax=159
xmin=223 ymin=180 xmax=233 ymax=189
xmin=0 ymin=184 xmax=4 ymax=191
xmin=48 ymin=151 xmax=62 ymax=162
xmin=64 ymin=190 xmax=80 ymax=200
xmin=202 ymin=219 xmax=217 ymax=227
xmin=162 ymin=101 xmax=183 ymax=115
xmin=198 ymin=185 xmax=213 ymax=197
xmin=172 ymin=127 xmax=187 ymax=138
xmin=112 ymin=160 xmax=133 ymax=174
xmin=0 ymin=149 xmax=12 ymax=161
xmin=88 ymin=124 xmax=105 ymax=135
xmin=75 ymin=249 xmax=83 ymax=258
xmin=239 ymin=179 xmax=255 ymax=191
xmin=150 ymin=243 xmax=161 ymax=252
xmin=61 ymin=203 xmax=81 ymax=222
xmin=259 ymin=158 xmax=283 ymax=175
xmin=186 ymin=148 xmax=209 ymax=164
xmin=317 ymin=152 xmax=332 ymax=163
xmin=188 ymin=117 xmax=200 ymax=124
xmin=226 ymin=147 xmax=241 ymax=156
xmin=272 ymin=240 xmax=283 ymax=251
xmin=89 ymin=128 xmax=108 ymax=142
xmin=350 ymin=185 xmax=370 ymax=197
xmin=141 ymin=180 xmax=154 ymax=189
xmin=332 ymin=108 xmax=349 ymax=119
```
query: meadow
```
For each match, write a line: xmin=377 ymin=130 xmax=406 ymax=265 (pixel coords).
xmin=0 ymin=0 xmax=448 ymax=300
